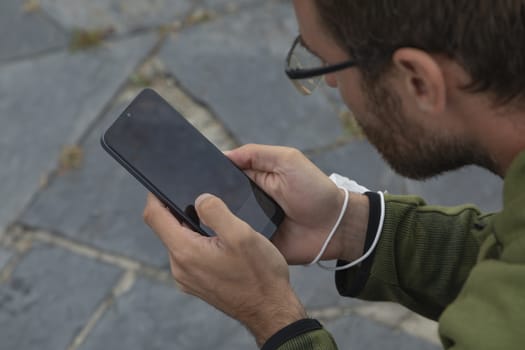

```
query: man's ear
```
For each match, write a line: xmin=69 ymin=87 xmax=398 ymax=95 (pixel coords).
xmin=392 ymin=48 xmax=446 ymax=114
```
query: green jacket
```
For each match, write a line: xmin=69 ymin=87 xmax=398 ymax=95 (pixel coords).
xmin=264 ymin=150 xmax=525 ymax=350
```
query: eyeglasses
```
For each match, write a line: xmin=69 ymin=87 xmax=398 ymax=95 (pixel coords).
xmin=285 ymin=35 xmax=357 ymax=95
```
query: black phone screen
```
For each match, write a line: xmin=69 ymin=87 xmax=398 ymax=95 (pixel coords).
xmin=102 ymin=89 xmax=283 ymax=239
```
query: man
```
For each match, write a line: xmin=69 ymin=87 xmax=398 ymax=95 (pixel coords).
xmin=143 ymin=1 xmax=525 ymax=349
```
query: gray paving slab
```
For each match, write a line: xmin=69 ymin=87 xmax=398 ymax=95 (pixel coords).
xmin=405 ymin=166 xmax=502 ymax=213
xmin=0 ymin=243 xmax=122 ymax=350
xmin=79 ymin=276 xmax=255 ymax=350
xmin=159 ymin=1 xmax=345 ymax=151
xmin=0 ymin=247 xmax=13 ymax=271
xmin=325 ymin=314 xmax=441 ymax=350
xmin=20 ymin=102 xmax=169 ymax=268
xmin=40 ymin=0 xmax=193 ymax=33
xmin=0 ymin=33 xmax=157 ymax=232
xmin=310 ymin=140 xmax=407 ymax=194
xmin=290 ymin=265 xmax=359 ymax=310
xmin=0 ymin=0 xmax=68 ymax=62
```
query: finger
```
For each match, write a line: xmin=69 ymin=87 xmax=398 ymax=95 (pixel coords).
xmin=242 ymin=169 xmax=256 ymax=181
xmin=224 ymin=149 xmax=264 ymax=185
xmin=194 ymin=193 xmax=250 ymax=244
xmin=143 ymin=193 xmax=200 ymax=248
xmin=226 ymin=144 xmax=297 ymax=173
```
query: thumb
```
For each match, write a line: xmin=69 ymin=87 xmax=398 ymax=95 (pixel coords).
xmin=195 ymin=193 xmax=249 ymax=243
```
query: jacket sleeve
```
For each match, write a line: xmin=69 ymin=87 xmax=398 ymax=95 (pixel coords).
xmin=261 ymin=319 xmax=338 ymax=350
xmin=336 ymin=194 xmax=493 ymax=320
xmin=272 ymin=329 xmax=338 ymax=350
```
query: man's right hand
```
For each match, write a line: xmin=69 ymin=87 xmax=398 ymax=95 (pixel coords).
xmin=226 ymin=144 xmax=369 ymax=265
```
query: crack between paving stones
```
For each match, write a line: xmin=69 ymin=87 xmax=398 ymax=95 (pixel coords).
xmin=395 ymin=314 xmax=441 ymax=345
xmin=0 ymin=227 xmax=34 ymax=283
xmin=308 ymin=303 xmax=440 ymax=345
xmin=66 ymin=270 xmax=136 ymax=350
xmin=307 ymin=304 xmax=356 ymax=323
xmin=0 ymin=249 xmax=25 ymax=282
xmin=0 ymin=252 xmax=27 ymax=284
xmin=394 ymin=312 xmax=418 ymax=330
xmin=166 ymin=74 xmax=242 ymax=148
xmin=11 ymin=224 xmax=174 ymax=285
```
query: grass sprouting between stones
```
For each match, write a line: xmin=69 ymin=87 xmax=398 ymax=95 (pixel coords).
xmin=69 ymin=28 xmax=114 ymax=51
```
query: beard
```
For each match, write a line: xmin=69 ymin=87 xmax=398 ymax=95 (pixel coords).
xmin=356 ymin=78 xmax=497 ymax=180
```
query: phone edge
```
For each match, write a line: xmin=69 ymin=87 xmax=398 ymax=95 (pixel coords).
xmin=100 ymin=132 xmax=209 ymax=236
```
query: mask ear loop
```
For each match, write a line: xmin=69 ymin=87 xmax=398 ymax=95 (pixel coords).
xmin=309 ymin=190 xmax=385 ymax=271
xmin=308 ymin=187 xmax=349 ymax=266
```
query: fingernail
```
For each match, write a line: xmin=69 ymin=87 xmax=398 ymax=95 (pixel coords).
xmin=195 ymin=193 xmax=213 ymax=206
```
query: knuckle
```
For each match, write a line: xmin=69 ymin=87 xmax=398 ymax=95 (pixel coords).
xmin=142 ymin=207 xmax=153 ymax=224
xmin=170 ymin=265 xmax=185 ymax=282
xmin=176 ymin=250 xmax=191 ymax=266
xmin=170 ymin=251 xmax=195 ymax=277
xmin=284 ymin=147 xmax=301 ymax=160
xmin=170 ymin=268 xmax=193 ymax=295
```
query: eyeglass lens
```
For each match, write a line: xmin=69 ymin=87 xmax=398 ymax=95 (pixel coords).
xmin=287 ymin=39 xmax=324 ymax=95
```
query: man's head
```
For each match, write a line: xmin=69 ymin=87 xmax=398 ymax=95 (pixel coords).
xmin=292 ymin=0 xmax=525 ymax=179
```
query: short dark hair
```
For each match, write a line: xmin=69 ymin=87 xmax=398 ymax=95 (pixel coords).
xmin=315 ymin=0 xmax=525 ymax=104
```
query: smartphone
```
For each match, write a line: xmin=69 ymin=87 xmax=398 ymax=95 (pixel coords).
xmin=101 ymin=89 xmax=284 ymax=239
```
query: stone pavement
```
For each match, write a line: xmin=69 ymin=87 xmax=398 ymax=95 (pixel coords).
xmin=0 ymin=1 xmax=503 ymax=349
